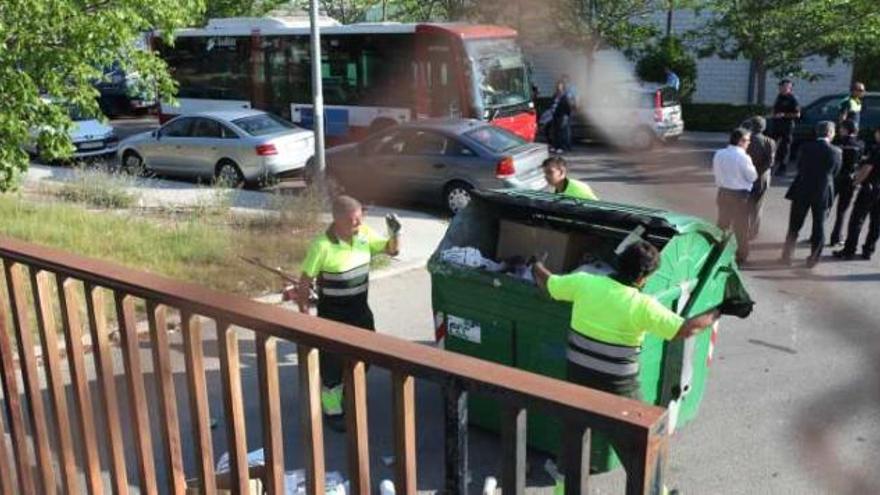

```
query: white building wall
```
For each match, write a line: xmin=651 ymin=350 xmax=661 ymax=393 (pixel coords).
xmin=526 ymin=9 xmax=853 ymax=106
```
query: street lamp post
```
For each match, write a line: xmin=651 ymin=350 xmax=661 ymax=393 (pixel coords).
xmin=309 ymin=0 xmax=326 ymax=178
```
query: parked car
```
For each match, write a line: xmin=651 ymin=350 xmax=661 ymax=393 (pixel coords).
xmin=27 ymin=101 xmax=118 ymax=161
xmin=537 ymin=83 xmax=683 ymax=149
xmin=790 ymin=91 xmax=880 ymax=154
xmin=118 ymin=109 xmax=314 ymax=186
xmin=315 ymin=119 xmax=548 ymax=213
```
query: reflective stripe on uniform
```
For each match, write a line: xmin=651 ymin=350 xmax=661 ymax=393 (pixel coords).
xmin=568 ymin=332 xmax=641 ymax=360
xmin=566 ymin=348 xmax=640 ymax=376
xmin=321 ymin=264 xmax=370 ymax=282
xmin=321 ymin=285 xmax=369 ymax=297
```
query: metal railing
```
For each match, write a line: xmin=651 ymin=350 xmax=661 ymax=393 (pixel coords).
xmin=0 ymin=235 xmax=669 ymax=494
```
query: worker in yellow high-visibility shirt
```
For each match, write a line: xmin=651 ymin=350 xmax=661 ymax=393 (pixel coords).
xmin=533 ymin=240 xmax=720 ymax=494
xmin=542 ymin=156 xmax=598 ymax=201
xmin=296 ymin=195 xmax=400 ymax=431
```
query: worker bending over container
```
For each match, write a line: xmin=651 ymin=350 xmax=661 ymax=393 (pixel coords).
xmin=542 ymin=156 xmax=598 ymax=201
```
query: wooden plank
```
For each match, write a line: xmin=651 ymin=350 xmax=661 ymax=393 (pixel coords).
xmin=392 ymin=373 xmax=416 ymax=495
xmin=500 ymin=406 xmax=527 ymax=495
xmin=343 ymin=360 xmax=370 ymax=495
xmin=57 ymin=276 xmax=102 ymax=495
xmin=255 ymin=334 xmax=284 ymax=495
xmin=621 ymin=420 xmax=669 ymax=495
xmin=4 ymin=262 xmax=55 ymax=494
xmin=297 ymin=345 xmax=325 ymax=495
xmin=31 ymin=270 xmax=77 ymax=494
xmin=444 ymin=380 xmax=468 ymax=495
xmin=147 ymin=302 xmax=187 ymax=495
xmin=217 ymin=321 xmax=249 ymax=495
xmin=0 ymin=274 xmax=36 ymax=495
xmin=114 ymin=292 xmax=158 ymax=495
xmin=562 ymin=422 xmax=591 ymax=495
xmin=0 ymin=405 xmax=15 ymax=495
xmin=181 ymin=311 xmax=216 ymax=495
xmin=84 ymin=283 xmax=129 ymax=493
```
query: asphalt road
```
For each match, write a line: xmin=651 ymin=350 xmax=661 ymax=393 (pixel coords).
xmin=14 ymin=119 xmax=880 ymax=493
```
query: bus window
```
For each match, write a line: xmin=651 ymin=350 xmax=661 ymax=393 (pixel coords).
xmin=464 ymin=38 xmax=530 ymax=113
xmin=160 ymin=36 xmax=251 ymax=101
xmin=423 ymin=41 xmax=461 ymax=117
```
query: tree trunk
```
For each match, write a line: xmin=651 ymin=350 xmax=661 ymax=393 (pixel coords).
xmin=755 ymin=59 xmax=767 ymax=106
xmin=666 ymin=1 xmax=674 ymax=38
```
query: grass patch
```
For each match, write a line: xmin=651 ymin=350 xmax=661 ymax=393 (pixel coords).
xmin=0 ymin=190 xmax=326 ymax=296
xmin=54 ymin=166 xmax=139 ymax=209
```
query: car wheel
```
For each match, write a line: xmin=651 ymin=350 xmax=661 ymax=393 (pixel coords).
xmin=215 ymin=160 xmax=244 ymax=187
xmin=629 ymin=127 xmax=655 ymax=150
xmin=444 ymin=181 xmax=473 ymax=215
xmin=122 ymin=150 xmax=147 ymax=176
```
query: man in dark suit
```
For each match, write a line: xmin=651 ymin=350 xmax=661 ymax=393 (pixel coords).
xmin=781 ymin=121 xmax=842 ymax=267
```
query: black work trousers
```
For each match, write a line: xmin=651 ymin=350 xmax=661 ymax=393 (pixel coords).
xmin=316 ymin=296 xmax=375 ymax=389
xmin=717 ymin=188 xmax=751 ymax=261
xmin=830 ymin=175 xmax=856 ymax=245
xmin=842 ymin=184 xmax=880 ymax=256
xmin=784 ymin=198 xmax=828 ymax=259
xmin=773 ymin=120 xmax=794 ymax=173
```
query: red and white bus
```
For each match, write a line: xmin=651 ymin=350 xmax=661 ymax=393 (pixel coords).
xmin=154 ymin=17 xmax=538 ymax=141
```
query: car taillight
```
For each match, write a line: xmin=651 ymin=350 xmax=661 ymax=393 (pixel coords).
xmin=496 ymin=156 xmax=516 ymax=179
xmin=654 ymin=90 xmax=663 ymax=123
xmin=255 ymin=143 xmax=278 ymax=156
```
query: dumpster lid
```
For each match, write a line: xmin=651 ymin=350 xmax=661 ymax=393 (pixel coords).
xmin=472 ymin=189 xmax=722 ymax=242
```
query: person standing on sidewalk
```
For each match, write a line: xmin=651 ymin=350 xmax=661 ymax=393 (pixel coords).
xmin=713 ymin=128 xmax=758 ymax=263
xmin=742 ymin=116 xmax=776 ymax=238
xmin=771 ymin=79 xmax=801 ymax=176
xmin=295 ymin=195 xmax=401 ymax=430
xmin=838 ymin=82 xmax=866 ymax=128
xmin=550 ymin=79 xmax=573 ymax=153
xmin=829 ymin=119 xmax=865 ymax=247
xmin=542 ymin=156 xmax=598 ymax=200
xmin=781 ymin=121 xmax=841 ymax=267
xmin=834 ymin=128 xmax=880 ymax=261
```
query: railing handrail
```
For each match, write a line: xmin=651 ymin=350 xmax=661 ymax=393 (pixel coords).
xmin=0 ymin=235 xmax=666 ymax=435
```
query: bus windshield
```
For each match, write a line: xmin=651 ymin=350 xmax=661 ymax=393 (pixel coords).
xmin=466 ymin=38 xmax=530 ymax=110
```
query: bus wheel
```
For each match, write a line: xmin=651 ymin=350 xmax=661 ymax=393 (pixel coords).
xmin=444 ymin=181 xmax=473 ymax=215
xmin=215 ymin=160 xmax=244 ymax=187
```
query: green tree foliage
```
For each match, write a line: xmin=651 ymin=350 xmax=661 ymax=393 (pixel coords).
xmin=636 ymin=36 xmax=697 ymax=100
xmin=553 ymin=0 xmax=660 ymax=56
xmin=694 ymin=0 xmax=880 ymax=104
xmin=0 ymin=0 xmax=204 ymax=191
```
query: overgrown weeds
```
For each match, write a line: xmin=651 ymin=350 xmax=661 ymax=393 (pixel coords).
xmin=54 ymin=165 xmax=140 ymax=209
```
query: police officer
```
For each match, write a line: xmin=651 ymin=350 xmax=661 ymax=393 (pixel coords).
xmin=542 ymin=156 xmax=598 ymax=200
xmin=829 ymin=120 xmax=865 ymax=247
xmin=839 ymin=82 xmax=866 ymax=128
xmin=532 ymin=241 xmax=720 ymax=399
xmin=296 ymin=195 xmax=401 ymax=428
xmin=771 ymin=79 xmax=801 ymax=176
xmin=834 ymin=128 xmax=880 ymax=261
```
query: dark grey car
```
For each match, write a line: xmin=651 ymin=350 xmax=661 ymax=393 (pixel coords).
xmin=318 ymin=119 xmax=549 ymax=213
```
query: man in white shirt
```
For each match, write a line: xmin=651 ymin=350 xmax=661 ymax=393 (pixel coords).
xmin=713 ymin=128 xmax=758 ymax=263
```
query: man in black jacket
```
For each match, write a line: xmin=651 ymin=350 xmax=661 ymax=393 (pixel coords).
xmin=781 ymin=121 xmax=842 ymax=267
xmin=829 ymin=120 xmax=865 ymax=246
xmin=834 ymin=128 xmax=880 ymax=260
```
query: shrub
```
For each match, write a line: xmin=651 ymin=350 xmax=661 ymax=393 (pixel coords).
xmin=682 ymin=103 xmax=769 ymax=132
xmin=55 ymin=166 xmax=139 ymax=209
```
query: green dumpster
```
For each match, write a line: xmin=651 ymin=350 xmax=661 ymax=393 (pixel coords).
xmin=428 ymin=189 xmax=753 ymax=473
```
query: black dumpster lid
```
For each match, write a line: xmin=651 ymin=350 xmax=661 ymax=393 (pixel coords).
xmin=472 ymin=189 xmax=722 ymax=241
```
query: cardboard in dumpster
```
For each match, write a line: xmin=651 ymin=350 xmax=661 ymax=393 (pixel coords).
xmin=496 ymin=220 xmax=589 ymax=272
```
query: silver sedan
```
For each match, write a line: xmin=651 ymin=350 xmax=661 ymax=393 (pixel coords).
xmin=118 ymin=109 xmax=314 ymax=185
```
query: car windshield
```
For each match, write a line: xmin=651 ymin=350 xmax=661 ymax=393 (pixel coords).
xmin=465 ymin=38 xmax=530 ymax=109
xmin=232 ymin=113 xmax=295 ymax=136
xmin=464 ymin=125 xmax=526 ymax=153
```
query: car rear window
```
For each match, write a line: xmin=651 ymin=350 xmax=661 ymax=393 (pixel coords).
xmin=232 ymin=113 xmax=295 ymax=136
xmin=464 ymin=125 xmax=526 ymax=153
